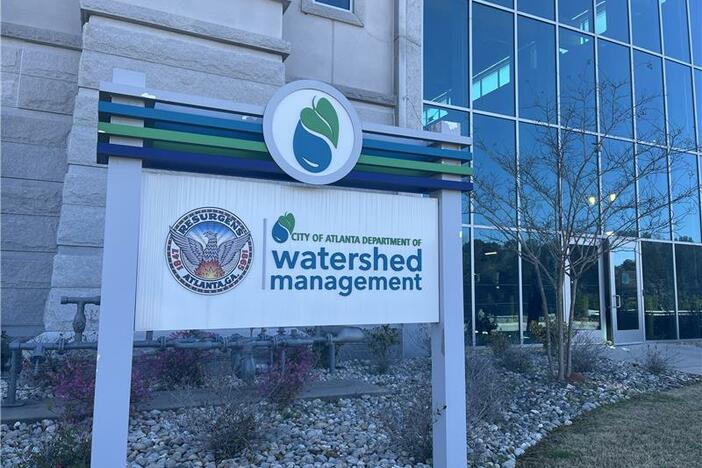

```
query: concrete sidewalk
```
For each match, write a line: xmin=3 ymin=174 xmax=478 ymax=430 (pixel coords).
xmin=605 ymin=342 xmax=702 ymax=375
xmin=1 ymin=379 xmax=389 ymax=424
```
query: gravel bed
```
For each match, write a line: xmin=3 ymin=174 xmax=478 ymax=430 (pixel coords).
xmin=2 ymin=351 xmax=699 ymax=467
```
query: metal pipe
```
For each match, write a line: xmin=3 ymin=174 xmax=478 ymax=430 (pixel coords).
xmin=61 ymin=296 xmax=101 ymax=343
xmin=327 ymin=333 xmax=336 ymax=373
xmin=1 ymin=334 xmax=364 ymax=407
xmin=3 ymin=346 xmax=22 ymax=407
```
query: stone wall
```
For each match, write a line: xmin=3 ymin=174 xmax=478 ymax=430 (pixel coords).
xmin=1 ymin=7 xmax=81 ymax=335
xmin=43 ymin=0 xmax=291 ymax=332
xmin=1 ymin=0 xmax=424 ymax=334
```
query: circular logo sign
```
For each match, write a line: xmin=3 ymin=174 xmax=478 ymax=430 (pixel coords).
xmin=263 ymin=80 xmax=363 ymax=185
xmin=165 ymin=207 xmax=253 ymax=295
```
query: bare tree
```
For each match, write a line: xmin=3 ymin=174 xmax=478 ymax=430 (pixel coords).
xmin=470 ymin=79 xmax=698 ymax=380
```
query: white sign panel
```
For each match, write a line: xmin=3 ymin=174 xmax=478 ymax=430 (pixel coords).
xmin=135 ymin=170 xmax=439 ymax=331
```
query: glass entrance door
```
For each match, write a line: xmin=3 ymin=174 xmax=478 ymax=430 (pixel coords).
xmin=608 ymin=242 xmax=645 ymax=344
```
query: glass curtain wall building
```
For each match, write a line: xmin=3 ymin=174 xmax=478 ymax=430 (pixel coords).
xmin=424 ymin=0 xmax=702 ymax=345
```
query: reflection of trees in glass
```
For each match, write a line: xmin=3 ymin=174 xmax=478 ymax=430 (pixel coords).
xmin=642 ymin=242 xmax=676 ymax=340
xmin=675 ymin=244 xmax=702 ymax=339
xmin=522 ymin=242 xmax=557 ymax=343
xmin=473 ymin=232 xmax=519 ymax=345
xmin=462 ymin=230 xmax=473 ymax=340
xmin=470 ymin=74 xmax=697 ymax=379
xmin=571 ymin=245 xmax=601 ymax=329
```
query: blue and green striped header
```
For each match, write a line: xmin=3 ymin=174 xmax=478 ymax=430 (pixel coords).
xmin=96 ymin=89 xmax=472 ymax=193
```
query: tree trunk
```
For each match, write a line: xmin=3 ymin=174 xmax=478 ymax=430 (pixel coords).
xmin=556 ymin=276 xmax=565 ymax=381
xmin=565 ymin=278 xmax=578 ymax=377
xmin=535 ymin=264 xmax=553 ymax=376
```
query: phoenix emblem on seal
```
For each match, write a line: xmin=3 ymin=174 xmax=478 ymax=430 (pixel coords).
xmin=165 ymin=207 xmax=253 ymax=294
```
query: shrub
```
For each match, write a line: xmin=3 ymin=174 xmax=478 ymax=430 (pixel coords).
xmin=147 ymin=348 xmax=205 ymax=389
xmin=570 ymin=332 xmax=605 ymax=373
xmin=379 ymin=384 xmax=433 ymax=463
xmin=146 ymin=330 xmax=218 ymax=389
xmin=259 ymin=345 xmax=317 ymax=408
xmin=640 ymin=345 xmax=677 ymax=375
xmin=41 ymin=351 xmax=151 ymax=421
xmin=19 ymin=424 xmax=91 ymax=468
xmin=364 ymin=325 xmax=400 ymax=373
xmin=530 ymin=320 xmax=575 ymax=360
xmin=194 ymin=401 xmax=262 ymax=462
xmin=488 ymin=335 xmax=532 ymax=374
xmin=465 ymin=349 xmax=504 ymax=424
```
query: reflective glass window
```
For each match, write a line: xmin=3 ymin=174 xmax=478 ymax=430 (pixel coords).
xmin=601 ymin=139 xmax=637 ymax=237
xmin=696 ymin=70 xmax=702 ymax=149
xmin=473 ymin=4 xmax=515 ymax=115
xmin=671 ymin=153 xmax=701 ymax=242
xmin=518 ymin=0 xmax=554 ymax=19
xmin=315 ymin=0 xmax=351 ymax=9
xmin=665 ymin=61 xmax=696 ymax=147
xmin=517 ymin=16 xmax=556 ymax=121
xmin=631 ymin=0 xmax=661 ymax=52
xmin=595 ymin=0 xmax=629 ymax=42
xmin=642 ymin=241 xmax=677 ymax=340
xmin=661 ymin=0 xmax=690 ymax=62
xmin=562 ymin=132 xmax=599 ymax=232
xmin=675 ymin=244 xmax=702 ymax=339
xmin=473 ymin=114 xmax=516 ymax=226
xmin=423 ymin=0 xmax=469 ymax=107
xmin=521 ymin=251 xmax=557 ymax=343
xmin=519 ymin=122 xmax=558 ymax=229
xmin=559 ymin=0 xmax=593 ymax=32
xmin=559 ymin=28 xmax=597 ymax=131
xmin=463 ymin=227 xmax=473 ymax=342
xmin=571 ymin=245 xmax=602 ymax=330
xmin=598 ymin=40 xmax=633 ymax=138
xmin=474 ymin=229 xmax=520 ymax=345
xmin=691 ymin=0 xmax=702 ymax=66
xmin=485 ymin=0 xmax=513 ymax=7
xmin=633 ymin=51 xmax=665 ymax=144
xmin=422 ymin=105 xmax=469 ymax=136
xmin=637 ymin=144 xmax=671 ymax=240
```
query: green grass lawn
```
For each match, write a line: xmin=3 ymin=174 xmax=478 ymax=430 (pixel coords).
xmin=518 ymin=383 xmax=702 ymax=468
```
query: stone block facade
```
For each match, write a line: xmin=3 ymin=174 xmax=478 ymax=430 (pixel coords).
xmin=1 ymin=0 xmax=423 ymax=335
xmin=0 ymin=34 xmax=79 ymax=335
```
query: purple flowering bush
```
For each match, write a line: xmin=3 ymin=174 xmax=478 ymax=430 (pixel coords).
xmin=259 ymin=345 xmax=317 ymax=408
xmin=42 ymin=352 xmax=151 ymax=421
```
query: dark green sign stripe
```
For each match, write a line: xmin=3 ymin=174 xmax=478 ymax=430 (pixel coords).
xmin=98 ymin=122 xmax=471 ymax=177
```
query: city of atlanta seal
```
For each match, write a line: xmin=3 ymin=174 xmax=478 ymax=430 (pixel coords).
xmin=165 ymin=207 xmax=253 ymax=295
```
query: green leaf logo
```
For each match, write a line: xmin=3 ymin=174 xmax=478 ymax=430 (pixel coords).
xmin=278 ymin=212 xmax=295 ymax=233
xmin=300 ymin=96 xmax=339 ymax=148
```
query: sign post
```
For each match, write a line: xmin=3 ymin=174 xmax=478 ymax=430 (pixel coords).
xmin=431 ymin=168 xmax=468 ymax=467
xmin=91 ymin=80 xmax=472 ymax=467
xmin=91 ymin=157 xmax=141 ymax=467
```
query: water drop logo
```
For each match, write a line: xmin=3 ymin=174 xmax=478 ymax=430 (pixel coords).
xmin=263 ymin=80 xmax=363 ymax=185
xmin=272 ymin=212 xmax=295 ymax=243
xmin=293 ymin=97 xmax=339 ymax=173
